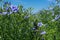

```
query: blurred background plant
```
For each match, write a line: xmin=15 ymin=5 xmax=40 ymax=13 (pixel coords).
xmin=0 ymin=0 xmax=60 ymax=40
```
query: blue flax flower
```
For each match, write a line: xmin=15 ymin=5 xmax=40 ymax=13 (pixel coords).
xmin=10 ymin=5 xmax=18 ymax=12
xmin=4 ymin=2 xmax=11 ymax=5
xmin=55 ymin=15 xmax=60 ymax=20
xmin=4 ymin=2 xmax=8 ymax=4
xmin=37 ymin=22 xmax=43 ymax=27
xmin=2 ymin=12 xmax=7 ymax=15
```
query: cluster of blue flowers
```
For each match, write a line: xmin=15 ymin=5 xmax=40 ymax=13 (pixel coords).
xmin=4 ymin=2 xmax=11 ymax=5
xmin=1 ymin=2 xmax=19 ymax=15
xmin=32 ymin=22 xmax=46 ymax=40
xmin=32 ymin=21 xmax=46 ymax=36
xmin=0 ymin=1 xmax=60 ymax=40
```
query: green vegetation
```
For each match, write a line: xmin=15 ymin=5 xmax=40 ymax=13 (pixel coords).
xmin=0 ymin=0 xmax=60 ymax=40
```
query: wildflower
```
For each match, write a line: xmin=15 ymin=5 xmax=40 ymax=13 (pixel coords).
xmin=37 ymin=22 xmax=43 ymax=27
xmin=10 ymin=5 xmax=18 ymax=12
xmin=6 ymin=7 xmax=9 ymax=10
xmin=8 ymin=2 xmax=11 ymax=5
xmin=4 ymin=2 xmax=11 ymax=11
xmin=40 ymin=31 xmax=46 ymax=35
xmin=32 ymin=27 xmax=39 ymax=32
xmin=6 ymin=7 xmax=12 ymax=12
xmin=2 ymin=12 xmax=7 ymax=15
xmin=4 ymin=2 xmax=11 ymax=5
xmin=13 ymin=9 xmax=18 ymax=12
xmin=51 ymin=15 xmax=60 ymax=22
xmin=4 ymin=2 xmax=8 ymax=4
xmin=54 ymin=15 xmax=60 ymax=20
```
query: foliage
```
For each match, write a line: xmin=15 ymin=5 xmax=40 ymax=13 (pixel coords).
xmin=0 ymin=1 xmax=60 ymax=40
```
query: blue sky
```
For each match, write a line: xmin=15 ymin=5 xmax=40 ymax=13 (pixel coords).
xmin=1 ymin=0 xmax=55 ymax=12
